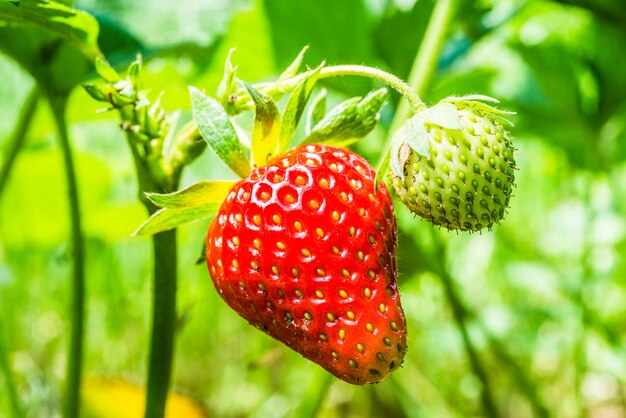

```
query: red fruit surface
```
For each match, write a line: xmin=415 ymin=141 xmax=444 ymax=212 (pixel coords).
xmin=206 ymin=144 xmax=407 ymax=384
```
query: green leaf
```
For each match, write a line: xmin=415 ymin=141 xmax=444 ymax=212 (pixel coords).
xmin=94 ymin=56 xmax=121 ymax=83
xmin=190 ymin=86 xmax=251 ymax=178
xmin=263 ymin=0 xmax=374 ymax=95
xmin=301 ymin=88 xmax=387 ymax=148
xmin=0 ymin=0 xmax=101 ymax=60
xmin=278 ymin=45 xmax=309 ymax=81
xmin=134 ymin=180 xmax=237 ymax=235
xmin=306 ymin=88 xmax=327 ymax=135
xmin=244 ymin=82 xmax=282 ymax=167
xmin=278 ymin=64 xmax=323 ymax=153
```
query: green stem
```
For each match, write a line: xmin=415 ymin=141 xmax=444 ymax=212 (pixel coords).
xmin=438 ymin=268 xmax=499 ymax=418
xmin=292 ymin=372 xmax=333 ymax=418
xmin=428 ymin=234 xmax=499 ymax=418
xmin=50 ymin=96 xmax=85 ymax=418
xmin=317 ymin=65 xmax=425 ymax=112
xmin=0 ymin=87 xmax=39 ymax=200
xmin=144 ymin=228 xmax=178 ymax=418
xmin=376 ymin=0 xmax=460 ymax=185
xmin=132 ymin=156 xmax=178 ymax=418
xmin=392 ymin=0 xmax=461 ymax=129
xmin=0 ymin=318 xmax=25 ymax=418
xmin=233 ymin=64 xmax=425 ymax=115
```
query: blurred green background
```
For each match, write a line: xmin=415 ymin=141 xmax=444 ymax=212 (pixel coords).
xmin=2 ymin=0 xmax=626 ymax=417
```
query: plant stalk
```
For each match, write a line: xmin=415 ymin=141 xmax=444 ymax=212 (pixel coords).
xmin=392 ymin=0 xmax=460 ymax=129
xmin=0 ymin=87 xmax=39 ymax=200
xmin=0 ymin=317 xmax=25 ymax=418
xmin=50 ymin=96 xmax=86 ymax=418
xmin=143 ymin=228 xmax=178 ymax=418
xmin=131 ymin=157 xmax=179 ymax=418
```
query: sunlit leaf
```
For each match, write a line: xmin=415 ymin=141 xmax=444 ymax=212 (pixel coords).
xmin=146 ymin=180 xmax=236 ymax=209
xmin=0 ymin=0 xmax=101 ymax=59
xmin=190 ymin=86 xmax=251 ymax=178
xmin=277 ymin=64 xmax=323 ymax=152
xmin=134 ymin=180 xmax=236 ymax=235
xmin=302 ymin=88 xmax=387 ymax=148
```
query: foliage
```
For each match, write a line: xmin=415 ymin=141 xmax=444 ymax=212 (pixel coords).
xmin=1 ymin=0 xmax=626 ymax=417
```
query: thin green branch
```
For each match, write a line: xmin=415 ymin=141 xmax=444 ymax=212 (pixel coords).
xmin=292 ymin=371 xmax=333 ymax=418
xmin=437 ymin=264 xmax=499 ymax=418
xmin=0 ymin=87 xmax=39 ymax=200
xmin=392 ymin=0 xmax=461 ymax=129
xmin=0 ymin=317 xmax=26 ymax=418
xmin=50 ymin=96 xmax=86 ymax=418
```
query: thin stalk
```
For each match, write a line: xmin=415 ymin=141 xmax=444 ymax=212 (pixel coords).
xmin=50 ymin=96 xmax=86 ymax=418
xmin=143 ymin=228 xmax=178 ymax=418
xmin=318 ymin=65 xmax=425 ymax=112
xmin=292 ymin=372 xmax=333 ymax=418
xmin=131 ymin=153 xmax=179 ymax=418
xmin=393 ymin=0 xmax=461 ymax=129
xmin=437 ymin=265 xmax=499 ymax=418
xmin=0 ymin=318 xmax=26 ymax=418
xmin=0 ymin=87 xmax=39 ymax=200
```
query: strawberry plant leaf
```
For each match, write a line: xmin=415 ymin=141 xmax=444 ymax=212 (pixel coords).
xmin=243 ymin=82 xmax=282 ymax=167
xmin=190 ymin=86 xmax=251 ymax=178
xmin=0 ymin=0 xmax=101 ymax=59
xmin=302 ymin=88 xmax=387 ymax=148
xmin=278 ymin=63 xmax=323 ymax=153
xmin=135 ymin=180 xmax=236 ymax=235
xmin=305 ymin=88 xmax=327 ymax=135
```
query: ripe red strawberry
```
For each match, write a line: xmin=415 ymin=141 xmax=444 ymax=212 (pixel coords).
xmin=206 ymin=144 xmax=407 ymax=384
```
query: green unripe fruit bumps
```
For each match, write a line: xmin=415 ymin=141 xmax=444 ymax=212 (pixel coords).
xmin=390 ymin=96 xmax=516 ymax=232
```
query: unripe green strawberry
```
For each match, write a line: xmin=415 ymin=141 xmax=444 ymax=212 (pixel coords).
xmin=390 ymin=96 xmax=516 ymax=232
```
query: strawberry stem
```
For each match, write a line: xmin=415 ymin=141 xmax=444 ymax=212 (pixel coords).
xmin=317 ymin=65 xmax=425 ymax=112
xmin=50 ymin=95 xmax=86 ymax=418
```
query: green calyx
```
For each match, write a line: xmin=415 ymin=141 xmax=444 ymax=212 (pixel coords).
xmin=390 ymin=96 xmax=517 ymax=232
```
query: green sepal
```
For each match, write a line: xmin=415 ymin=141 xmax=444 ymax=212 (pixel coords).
xmin=374 ymin=146 xmax=391 ymax=193
xmin=302 ymin=88 xmax=387 ymax=147
xmin=278 ymin=63 xmax=324 ymax=153
xmin=133 ymin=180 xmax=237 ymax=235
xmin=190 ymin=86 xmax=251 ymax=178
xmin=243 ymin=82 xmax=282 ymax=167
xmin=95 ymin=56 xmax=121 ymax=83
xmin=82 ymin=83 xmax=110 ymax=102
xmin=305 ymin=88 xmax=327 ymax=135
xmin=443 ymin=95 xmax=516 ymax=126
xmin=417 ymin=102 xmax=462 ymax=131
xmin=217 ymin=48 xmax=238 ymax=112
xmin=278 ymin=46 xmax=309 ymax=81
